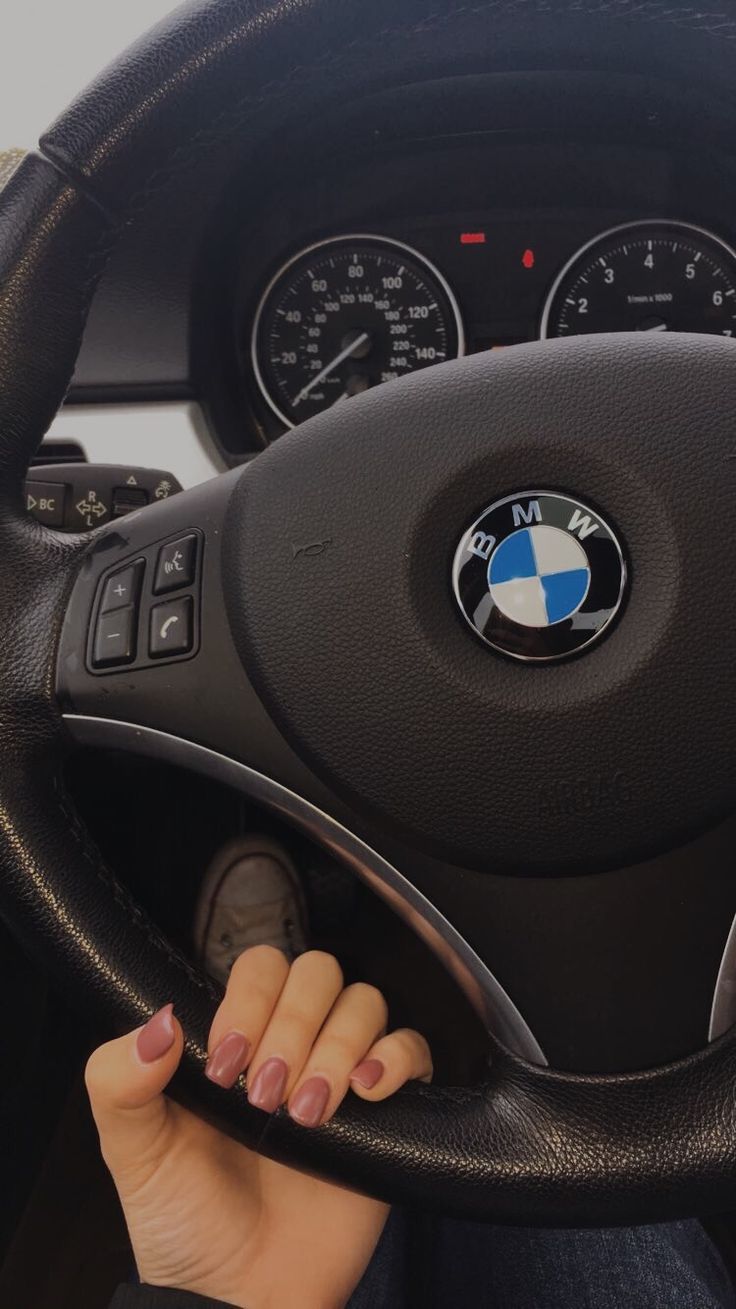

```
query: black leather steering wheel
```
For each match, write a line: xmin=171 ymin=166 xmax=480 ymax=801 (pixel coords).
xmin=7 ymin=0 xmax=736 ymax=1226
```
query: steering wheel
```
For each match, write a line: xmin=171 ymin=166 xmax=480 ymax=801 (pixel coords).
xmin=7 ymin=0 xmax=736 ymax=1226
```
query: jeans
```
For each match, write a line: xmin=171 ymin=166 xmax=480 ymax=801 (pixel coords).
xmin=346 ymin=1209 xmax=736 ymax=1308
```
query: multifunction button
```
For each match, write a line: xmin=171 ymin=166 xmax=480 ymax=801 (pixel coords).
xmin=150 ymin=597 xmax=193 ymax=658
xmin=154 ymin=535 xmax=198 ymax=593
xmin=92 ymin=608 xmax=136 ymax=668
xmin=88 ymin=530 xmax=201 ymax=673
xmin=100 ymin=561 xmax=143 ymax=614
xmin=26 ymin=481 xmax=65 ymax=527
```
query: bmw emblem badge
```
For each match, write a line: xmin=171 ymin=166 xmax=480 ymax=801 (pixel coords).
xmin=452 ymin=491 xmax=627 ymax=662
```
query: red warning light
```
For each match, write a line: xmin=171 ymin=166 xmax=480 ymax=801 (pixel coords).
xmin=522 ymin=248 xmax=536 ymax=269
xmin=460 ymin=231 xmax=486 ymax=245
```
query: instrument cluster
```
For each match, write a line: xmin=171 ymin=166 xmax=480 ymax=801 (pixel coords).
xmin=247 ymin=217 xmax=736 ymax=436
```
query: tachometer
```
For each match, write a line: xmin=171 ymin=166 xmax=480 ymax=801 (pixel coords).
xmin=540 ymin=220 xmax=736 ymax=340
xmin=251 ymin=234 xmax=464 ymax=428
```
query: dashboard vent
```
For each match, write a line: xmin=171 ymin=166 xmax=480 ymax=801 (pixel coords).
xmin=32 ymin=440 xmax=87 ymax=466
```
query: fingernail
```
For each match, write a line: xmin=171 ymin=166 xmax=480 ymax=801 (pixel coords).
xmin=136 ymin=1004 xmax=175 ymax=1064
xmin=248 ymin=1056 xmax=288 ymax=1113
xmin=350 ymin=1059 xmax=384 ymax=1090
xmin=205 ymin=1032 xmax=250 ymax=1089
xmin=289 ymin=1076 xmax=331 ymax=1128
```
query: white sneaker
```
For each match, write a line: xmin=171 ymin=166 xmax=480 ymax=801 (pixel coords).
xmin=193 ymin=836 xmax=309 ymax=986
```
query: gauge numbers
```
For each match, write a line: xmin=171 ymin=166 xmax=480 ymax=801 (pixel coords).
xmin=252 ymin=234 xmax=464 ymax=428
xmin=541 ymin=220 xmax=736 ymax=340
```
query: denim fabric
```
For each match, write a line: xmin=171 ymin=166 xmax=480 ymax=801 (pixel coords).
xmin=347 ymin=1210 xmax=736 ymax=1309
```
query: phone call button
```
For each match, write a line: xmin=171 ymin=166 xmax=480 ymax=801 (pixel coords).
xmin=149 ymin=596 xmax=193 ymax=658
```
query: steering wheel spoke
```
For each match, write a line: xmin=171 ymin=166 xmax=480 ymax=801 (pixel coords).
xmin=57 ymin=467 xmax=278 ymax=767
xmin=56 ymin=468 xmax=544 ymax=1066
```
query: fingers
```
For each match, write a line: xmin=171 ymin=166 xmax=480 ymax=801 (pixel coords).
xmin=87 ymin=951 xmax=432 ymax=1164
xmin=205 ymin=944 xmax=290 ymax=1087
xmin=286 ymin=982 xmax=388 ymax=1127
xmin=205 ymin=948 xmax=343 ymax=1100
xmin=205 ymin=945 xmax=432 ymax=1129
xmin=245 ymin=950 xmax=344 ymax=1109
xmin=349 ymin=1027 xmax=433 ymax=1100
xmin=85 ymin=1004 xmax=184 ymax=1177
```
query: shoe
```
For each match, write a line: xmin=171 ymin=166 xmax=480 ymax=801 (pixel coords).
xmin=193 ymin=835 xmax=309 ymax=986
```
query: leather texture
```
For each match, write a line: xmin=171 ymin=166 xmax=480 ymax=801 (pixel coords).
xmin=4 ymin=0 xmax=736 ymax=1223
xmin=38 ymin=0 xmax=736 ymax=220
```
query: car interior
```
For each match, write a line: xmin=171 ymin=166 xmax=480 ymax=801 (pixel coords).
xmin=6 ymin=0 xmax=736 ymax=1304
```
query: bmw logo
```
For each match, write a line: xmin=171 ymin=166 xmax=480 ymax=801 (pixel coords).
xmin=452 ymin=491 xmax=627 ymax=662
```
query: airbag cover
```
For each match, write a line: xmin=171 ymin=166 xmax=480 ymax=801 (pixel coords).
xmin=224 ymin=335 xmax=736 ymax=873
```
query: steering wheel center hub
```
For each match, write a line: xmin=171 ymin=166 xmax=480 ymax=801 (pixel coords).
xmin=226 ymin=332 xmax=736 ymax=874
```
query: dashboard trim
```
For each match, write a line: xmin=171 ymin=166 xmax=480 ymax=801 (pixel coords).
xmin=44 ymin=401 xmax=226 ymax=489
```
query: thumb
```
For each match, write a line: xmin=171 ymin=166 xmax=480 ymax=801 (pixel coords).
xmin=85 ymin=1004 xmax=185 ymax=1181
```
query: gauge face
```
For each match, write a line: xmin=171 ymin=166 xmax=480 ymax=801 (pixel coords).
xmin=251 ymin=235 xmax=464 ymax=428
xmin=541 ymin=221 xmax=736 ymax=341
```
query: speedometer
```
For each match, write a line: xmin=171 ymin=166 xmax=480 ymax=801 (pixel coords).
xmin=251 ymin=234 xmax=464 ymax=428
xmin=540 ymin=220 xmax=736 ymax=340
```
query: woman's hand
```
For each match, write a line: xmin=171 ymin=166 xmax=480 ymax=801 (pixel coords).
xmin=85 ymin=947 xmax=432 ymax=1309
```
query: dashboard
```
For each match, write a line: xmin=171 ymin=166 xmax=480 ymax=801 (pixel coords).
xmin=41 ymin=70 xmax=736 ymax=483
xmin=217 ymin=110 xmax=736 ymax=452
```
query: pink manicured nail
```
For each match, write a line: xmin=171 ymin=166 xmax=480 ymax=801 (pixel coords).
xmin=248 ymin=1056 xmax=288 ymax=1113
xmin=205 ymin=1032 xmax=250 ymax=1089
xmin=136 ymin=1004 xmax=175 ymax=1064
xmin=350 ymin=1059 xmax=384 ymax=1090
xmin=289 ymin=1076 xmax=331 ymax=1128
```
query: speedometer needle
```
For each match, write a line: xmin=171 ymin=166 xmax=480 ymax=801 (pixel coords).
xmin=291 ymin=332 xmax=370 ymax=407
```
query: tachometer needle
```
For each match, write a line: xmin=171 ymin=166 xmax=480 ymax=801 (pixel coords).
xmin=291 ymin=332 xmax=370 ymax=407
